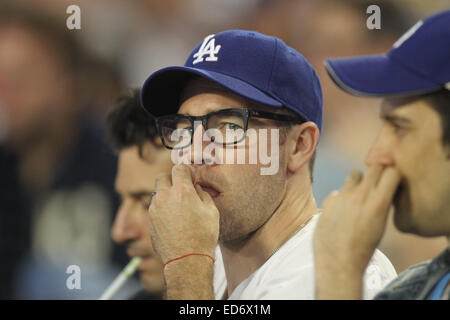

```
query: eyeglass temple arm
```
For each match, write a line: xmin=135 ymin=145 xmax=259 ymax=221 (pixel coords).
xmin=249 ymin=109 xmax=304 ymax=122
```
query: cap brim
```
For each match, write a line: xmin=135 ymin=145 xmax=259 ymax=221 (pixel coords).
xmin=324 ymin=54 xmax=441 ymax=97
xmin=140 ymin=66 xmax=283 ymax=117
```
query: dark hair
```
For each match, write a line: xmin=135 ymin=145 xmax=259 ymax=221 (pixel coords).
xmin=424 ymin=89 xmax=450 ymax=150
xmin=106 ymin=89 xmax=160 ymax=156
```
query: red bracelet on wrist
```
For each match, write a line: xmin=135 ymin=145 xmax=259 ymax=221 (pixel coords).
xmin=163 ymin=253 xmax=215 ymax=268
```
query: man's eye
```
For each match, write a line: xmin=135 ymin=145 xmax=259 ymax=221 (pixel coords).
xmin=392 ymin=123 xmax=406 ymax=134
xmin=177 ymin=126 xmax=193 ymax=134
xmin=220 ymin=122 xmax=242 ymax=131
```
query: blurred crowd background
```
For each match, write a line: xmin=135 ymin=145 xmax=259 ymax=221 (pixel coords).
xmin=0 ymin=0 xmax=448 ymax=299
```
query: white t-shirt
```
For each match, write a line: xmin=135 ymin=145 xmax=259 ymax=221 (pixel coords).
xmin=213 ymin=214 xmax=397 ymax=300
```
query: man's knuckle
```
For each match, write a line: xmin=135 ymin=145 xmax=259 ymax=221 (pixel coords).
xmin=352 ymin=189 xmax=366 ymax=204
xmin=370 ymin=197 xmax=387 ymax=212
xmin=349 ymin=170 xmax=362 ymax=180
xmin=176 ymin=182 xmax=192 ymax=194
xmin=155 ymin=173 xmax=168 ymax=184
xmin=148 ymin=204 xmax=157 ymax=215
xmin=155 ymin=190 xmax=168 ymax=202
xmin=173 ymin=164 xmax=187 ymax=174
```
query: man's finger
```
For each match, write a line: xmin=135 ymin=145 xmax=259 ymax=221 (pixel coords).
xmin=360 ymin=165 xmax=383 ymax=194
xmin=374 ymin=167 xmax=401 ymax=208
xmin=172 ymin=164 xmax=195 ymax=190
xmin=195 ymin=184 xmax=216 ymax=207
xmin=322 ymin=190 xmax=339 ymax=210
xmin=155 ymin=173 xmax=172 ymax=191
xmin=340 ymin=171 xmax=363 ymax=193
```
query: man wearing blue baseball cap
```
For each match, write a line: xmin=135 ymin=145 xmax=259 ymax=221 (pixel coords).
xmin=140 ymin=30 xmax=396 ymax=299
xmin=314 ymin=10 xmax=450 ymax=300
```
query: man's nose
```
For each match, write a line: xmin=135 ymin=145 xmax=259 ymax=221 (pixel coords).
xmin=111 ymin=203 xmax=139 ymax=244
xmin=189 ymin=121 xmax=215 ymax=165
xmin=365 ymin=132 xmax=395 ymax=167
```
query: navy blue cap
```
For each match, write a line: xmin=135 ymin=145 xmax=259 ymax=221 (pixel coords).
xmin=141 ymin=30 xmax=323 ymax=130
xmin=325 ymin=10 xmax=450 ymax=97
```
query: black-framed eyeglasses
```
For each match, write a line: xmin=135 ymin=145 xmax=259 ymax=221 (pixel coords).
xmin=155 ymin=108 xmax=305 ymax=150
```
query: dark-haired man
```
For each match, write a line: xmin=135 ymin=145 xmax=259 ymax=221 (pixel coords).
xmin=140 ymin=30 xmax=396 ymax=299
xmin=314 ymin=10 xmax=450 ymax=300
xmin=107 ymin=89 xmax=172 ymax=299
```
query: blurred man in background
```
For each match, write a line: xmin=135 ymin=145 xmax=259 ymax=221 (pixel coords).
xmin=314 ymin=10 xmax=450 ymax=299
xmin=0 ymin=3 xmax=130 ymax=298
xmin=106 ymin=89 xmax=172 ymax=299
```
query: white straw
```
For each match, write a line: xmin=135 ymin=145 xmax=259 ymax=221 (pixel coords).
xmin=98 ymin=256 xmax=142 ymax=300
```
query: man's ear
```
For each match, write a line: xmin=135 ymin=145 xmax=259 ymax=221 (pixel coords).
xmin=286 ymin=122 xmax=319 ymax=173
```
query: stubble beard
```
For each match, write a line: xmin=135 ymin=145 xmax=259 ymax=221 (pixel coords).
xmin=393 ymin=181 xmax=416 ymax=233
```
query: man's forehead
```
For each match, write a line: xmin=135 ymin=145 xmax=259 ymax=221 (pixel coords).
xmin=178 ymin=78 xmax=248 ymax=114
xmin=178 ymin=77 xmax=285 ymax=115
xmin=180 ymin=78 xmax=239 ymax=103
xmin=115 ymin=145 xmax=165 ymax=193
xmin=380 ymin=96 xmax=429 ymax=119
xmin=182 ymin=77 xmax=228 ymax=94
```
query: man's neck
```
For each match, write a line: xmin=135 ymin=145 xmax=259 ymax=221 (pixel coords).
xmin=219 ymin=184 xmax=318 ymax=296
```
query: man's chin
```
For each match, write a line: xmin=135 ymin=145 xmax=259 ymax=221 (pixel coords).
xmin=393 ymin=210 xmax=413 ymax=233
xmin=393 ymin=201 xmax=423 ymax=234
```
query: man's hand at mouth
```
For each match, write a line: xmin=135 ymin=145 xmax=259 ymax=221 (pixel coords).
xmin=313 ymin=165 xmax=401 ymax=299
xmin=148 ymin=164 xmax=220 ymax=299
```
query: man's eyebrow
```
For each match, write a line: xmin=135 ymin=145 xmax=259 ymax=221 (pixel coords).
xmin=179 ymin=106 xmax=245 ymax=117
xmin=380 ymin=113 xmax=413 ymax=125
xmin=115 ymin=189 xmax=153 ymax=198
xmin=178 ymin=108 xmax=214 ymax=117
xmin=128 ymin=191 xmax=153 ymax=198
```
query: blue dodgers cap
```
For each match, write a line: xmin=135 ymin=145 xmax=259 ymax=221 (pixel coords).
xmin=141 ymin=30 xmax=323 ymax=130
xmin=324 ymin=10 xmax=450 ymax=97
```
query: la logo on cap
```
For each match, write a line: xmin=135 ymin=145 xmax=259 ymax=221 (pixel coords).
xmin=193 ymin=34 xmax=221 ymax=65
